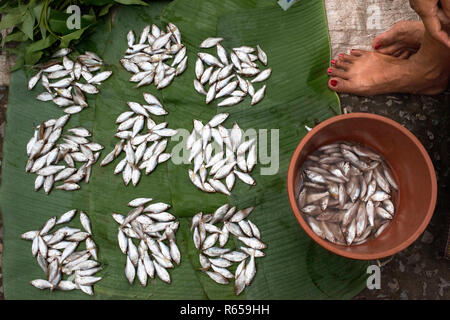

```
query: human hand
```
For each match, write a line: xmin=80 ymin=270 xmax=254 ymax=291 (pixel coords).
xmin=439 ymin=0 xmax=450 ymax=24
xmin=409 ymin=0 xmax=450 ymax=48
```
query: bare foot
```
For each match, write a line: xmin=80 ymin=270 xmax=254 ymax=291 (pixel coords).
xmin=372 ymin=21 xmax=425 ymax=58
xmin=327 ymin=31 xmax=450 ymax=96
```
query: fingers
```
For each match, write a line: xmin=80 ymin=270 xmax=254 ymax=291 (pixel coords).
xmin=437 ymin=8 xmax=450 ymax=24
xmin=409 ymin=0 xmax=450 ymax=47
xmin=422 ymin=14 xmax=450 ymax=48
xmin=440 ymin=0 xmax=450 ymax=20
xmin=409 ymin=0 xmax=439 ymax=17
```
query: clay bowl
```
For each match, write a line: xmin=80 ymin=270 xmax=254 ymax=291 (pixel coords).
xmin=287 ymin=113 xmax=437 ymax=260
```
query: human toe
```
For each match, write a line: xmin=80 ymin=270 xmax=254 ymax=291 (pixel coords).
xmin=328 ymin=78 xmax=353 ymax=93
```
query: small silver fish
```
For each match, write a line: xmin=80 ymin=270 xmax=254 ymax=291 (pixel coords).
xmin=218 ymin=96 xmax=243 ymax=107
xmin=251 ymin=68 xmax=272 ymax=83
xmin=256 ymin=45 xmax=268 ymax=65
xmin=199 ymin=37 xmax=223 ymax=48
xmin=198 ymin=52 xmax=224 ymax=67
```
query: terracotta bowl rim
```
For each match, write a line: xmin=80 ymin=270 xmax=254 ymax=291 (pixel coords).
xmin=287 ymin=112 xmax=438 ymax=260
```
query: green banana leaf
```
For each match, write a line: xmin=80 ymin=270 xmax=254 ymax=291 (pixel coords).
xmin=0 ymin=0 xmax=368 ymax=299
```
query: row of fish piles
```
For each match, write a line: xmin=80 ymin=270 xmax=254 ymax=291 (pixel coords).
xmin=298 ymin=141 xmax=399 ymax=246
xmin=21 ymin=210 xmax=101 ymax=295
xmin=113 ymin=198 xmax=181 ymax=286
xmin=121 ymin=23 xmax=187 ymax=89
xmin=187 ymin=113 xmax=257 ymax=195
xmin=194 ymin=38 xmax=271 ymax=107
xmin=100 ymin=93 xmax=177 ymax=186
xmin=26 ymin=114 xmax=104 ymax=194
xmin=28 ymin=49 xmax=112 ymax=115
xmin=191 ymin=204 xmax=266 ymax=295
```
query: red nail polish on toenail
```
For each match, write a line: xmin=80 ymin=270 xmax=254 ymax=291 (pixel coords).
xmin=331 ymin=59 xmax=336 ymax=65
xmin=338 ymin=54 xmax=343 ymax=58
xmin=374 ymin=44 xmax=381 ymax=50
xmin=330 ymin=79 xmax=338 ymax=87
xmin=327 ymin=68 xmax=332 ymax=74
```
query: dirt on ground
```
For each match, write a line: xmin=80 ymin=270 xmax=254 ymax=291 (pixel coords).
xmin=341 ymin=91 xmax=450 ymax=300
xmin=0 ymin=85 xmax=6 ymax=299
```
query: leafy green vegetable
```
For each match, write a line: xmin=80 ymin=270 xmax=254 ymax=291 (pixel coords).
xmin=114 ymin=0 xmax=149 ymax=5
xmin=83 ymin=0 xmax=115 ymax=6
xmin=1 ymin=30 xmax=27 ymax=45
xmin=0 ymin=6 xmax=25 ymax=29
xmin=0 ymin=0 xmax=151 ymax=70
xmin=99 ymin=3 xmax=114 ymax=16
xmin=59 ymin=26 xmax=90 ymax=48
xmin=20 ymin=10 xmax=35 ymax=40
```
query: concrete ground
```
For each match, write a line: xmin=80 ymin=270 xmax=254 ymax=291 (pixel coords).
xmin=0 ymin=0 xmax=448 ymax=300
xmin=0 ymin=85 xmax=6 ymax=299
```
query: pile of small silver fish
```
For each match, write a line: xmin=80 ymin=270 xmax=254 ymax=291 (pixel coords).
xmin=121 ymin=23 xmax=187 ymax=89
xmin=112 ymin=197 xmax=180 ymax=286
xmin=28 ymin=48 xmax=112 ymax=115
xmin=187 ymin=113 xmax=257 ymax=195
xmin=298 ymin=141 xmax=399 ymax=246
xmin=26 ymin=114 xmax=104 ymax=194
xmin=100 ymin=93 xmax=176 ymax=186
xmin=21 ymin=209 xmax=102 ymax=295
xmin=194 ymin=37 xmax=271 ymax=107
xmin=191 ymin=204 xmax=266 ymax=295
